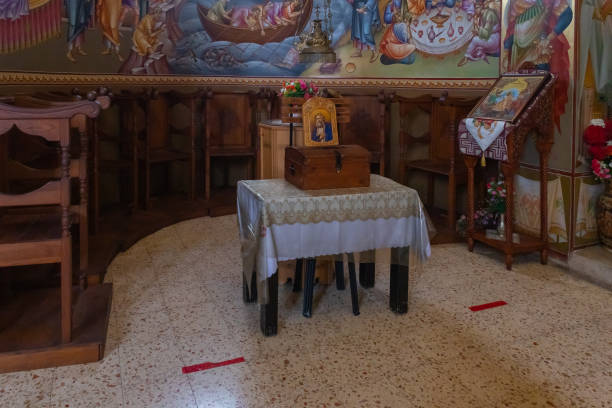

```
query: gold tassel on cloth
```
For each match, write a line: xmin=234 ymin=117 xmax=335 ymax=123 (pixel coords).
xmin=481 ymin=153 xmax=486 ymax=167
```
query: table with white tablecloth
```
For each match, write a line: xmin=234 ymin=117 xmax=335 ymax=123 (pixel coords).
xmin=237 ymin=175 xmax=431 ymax=336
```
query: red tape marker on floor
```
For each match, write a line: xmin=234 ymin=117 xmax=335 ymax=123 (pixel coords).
xmin=469 ymin=300 xmax=507 ymax=312
xmin=182 ymin=357 xmax=245 ymax=374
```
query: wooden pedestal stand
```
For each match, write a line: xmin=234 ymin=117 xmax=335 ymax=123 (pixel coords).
xmin=463 ymin=74 xmax=556 ymax=270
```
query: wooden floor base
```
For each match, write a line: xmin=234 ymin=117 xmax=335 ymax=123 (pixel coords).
xmin=0 ymin=283 xmax=112 ymax=373
xmin=87 ymin=195 xmax=211 ymax=284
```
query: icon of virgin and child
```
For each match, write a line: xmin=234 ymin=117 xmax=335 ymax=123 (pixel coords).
xmin=207 ymin=0 xmax=302 ymax=36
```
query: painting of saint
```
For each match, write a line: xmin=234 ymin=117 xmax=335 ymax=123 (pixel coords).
xmin=347 ymin=0 xmax=381 ymax=62
xmin=458 ymin=0 xmax=501 ymax=67
xmin=503 ymin=0 xmax=573 ymax=129
xmin=579 ymin=0 xmax=612 ymax=100
xmin=469 ymin=75 xmax=548 ymax=121
xmin=1 ymin=0 xmax=501 ymax=79
xmin=302 ymin=97 xmax=339 ymax=146
xmin=98 ymin=0 xmax=125 ymax=60
xmin=65 ymin=0 xmax=93 ymax=62
xmin=379 ymin=0 xmax=416 ymax=65
xmin=311 ymin=112 xmax=334 ymax=142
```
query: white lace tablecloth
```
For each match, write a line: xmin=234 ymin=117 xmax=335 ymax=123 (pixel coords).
xmin=237 ymin=175 xmax=431 ymax=303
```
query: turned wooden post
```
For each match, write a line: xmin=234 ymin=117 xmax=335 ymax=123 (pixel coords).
xmin=501 ymin=162 xmax=516 ymax=270
xmin=448 ymin=114 xmax=457 ymax=230
xmin=78 ymin=125 xmax=89 ymax=285
xmin=188 ymin=96 xmax=197 ymax=200
xmin=536 ymin=139 xmax=553 ymax=265
xmin=60 ymin=124 xmax=73 ymax=344
xmin=463 ymin=155 xmax=478 ymax=251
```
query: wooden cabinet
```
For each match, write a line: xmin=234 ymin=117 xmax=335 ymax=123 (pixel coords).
xmin=257 ymin=119 xmax=303 ymax=179
xmin=339 ymin=94 xmax=391 ymax=175
xmin=399 ymin=96 xmax=478 ymax=231
xmin=207 ymin=94 xmax=254 ymax=156
xmin=203 ymin=92 xmax=258 ymax=215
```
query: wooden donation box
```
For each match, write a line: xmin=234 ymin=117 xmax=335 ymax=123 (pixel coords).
xmin=460 ymin=72 xmax=555 ymax=270
xmin=258 ymin=119 xmax=303 ymax=179
xmin=285 ymin=145 xmax=371 ymax=190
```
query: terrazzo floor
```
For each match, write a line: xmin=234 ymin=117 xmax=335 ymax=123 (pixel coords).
xmin=1 ymin=215 xmax=611 ymax=408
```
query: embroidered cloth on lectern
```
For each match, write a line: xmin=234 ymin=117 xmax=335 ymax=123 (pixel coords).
xmin=459 ymin=120 xmax=509 ymax=161
xmin=465 ymin=118 xmax=506 ymax=153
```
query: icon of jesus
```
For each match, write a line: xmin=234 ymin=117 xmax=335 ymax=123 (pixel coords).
xmin=311 ymin=112 xmax=333 ymax=142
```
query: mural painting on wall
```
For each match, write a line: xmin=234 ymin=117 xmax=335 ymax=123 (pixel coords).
xmin=514 ymin=173 xmax=569 ymax=252
xmin=575 ymin=177 xmax=605 ymax=246
xmin=502 ymin=0 xmax=573 ymax=130
xmin=0 ymin=0 xmax=501 ymax=78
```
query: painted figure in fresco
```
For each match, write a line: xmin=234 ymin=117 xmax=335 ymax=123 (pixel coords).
xmin=311 ymin=113 xmax=333 ymax=142
xmin=0 ymin=0 xmax=29 ymax=20
xmin=120 ymin=0 xmax=140 ymax=28
xmin=503 ymin=0 xmax=573 ymax=130
xmin=281 ymin=0 xmax=302 ymax=22
xmin=207 ymin=0 xmax=231 ymax=22
xmin=379 ymin=0 xmax=416 ymax=65
xmin=98 ymin=0 xmax=124 ymax=61
xmin=405 ymin=0 xmax=426 ymax=15
xmin=231 ymin=4 xmax=269 ymax=36
xmin=348 ymin=0 xmax=381 ymax=62
xmin=132 ymin=6 xmax=165 ymax=56
xmin=66 ymin=0 xmax=93 ymax=62
xmin=457 ymin=0 xmax=500 ymax=66
xmin=581 ymin=0 xmax=612 ymax=99
xmin=425 ymin=0 xmax=456 ymax=10
xmin=263 ymin=0 xmax=302 ymax=25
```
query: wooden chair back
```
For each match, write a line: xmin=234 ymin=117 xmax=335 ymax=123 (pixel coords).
xmin=205 ymin=93 xmax=255 ymax=152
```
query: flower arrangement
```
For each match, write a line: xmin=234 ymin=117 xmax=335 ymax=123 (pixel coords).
xmin=486 ymin=178 xmax=507 ymax=214
xmin=584 ymin=119 xmax=612 ymax=182
xmin=457 ymin=177 xmax=507 ymax=234
xmin=279 ymin=80 xmax=319 ymax=99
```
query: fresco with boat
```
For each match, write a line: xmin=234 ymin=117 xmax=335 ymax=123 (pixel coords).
xmin=0 ymin=0 xmax=502 ymax=78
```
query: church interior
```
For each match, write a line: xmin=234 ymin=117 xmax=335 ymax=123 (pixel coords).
xmin=1 ymin=0 xmax=611 ymax=406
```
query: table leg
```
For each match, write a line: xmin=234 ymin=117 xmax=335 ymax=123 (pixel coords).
xmin=389 ymin=247 xmax=409 ymax=314
xmin=348 ymin=260 xmax=360 ymax=316
xmin=260 ymin=271 xmax=278 ymax=336
xmin=302 ymin=258 xmax=317 ymax=318
xmin=359 ymin=250 xmax=376 ymax=288
xmin=293 ymin=259 xmax=303 ymax=292
xmin=334 ymin=254 xmax=345 ymax=290
xmin=243 ymin=269 xmax=257 ymax=303
xmin=390 ymin=265 xmax=409 ymax=313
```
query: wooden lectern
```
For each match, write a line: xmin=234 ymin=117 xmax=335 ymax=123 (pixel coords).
xmin=462 ymin=72 xmax=556 ymax=270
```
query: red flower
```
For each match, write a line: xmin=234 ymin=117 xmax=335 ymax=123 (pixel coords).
xmin=584 ymin=125 xmax=607 ymax=145
xmin=592 ymin=159 xmax=601 ymax=171
xmin=589 ymin=145 xmax=609 ymax=160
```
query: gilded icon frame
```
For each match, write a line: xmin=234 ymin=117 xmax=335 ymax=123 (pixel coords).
xmin=468 ymin=73 xmax=549 ymax=122
xmin=302 ymin=97 xmax=339 ymax=146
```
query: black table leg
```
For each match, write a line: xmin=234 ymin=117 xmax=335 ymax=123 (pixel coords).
xmin=243 ymin=270 xmax=257 ymax=303
xmin=293 ymin=259 xmax=303 ymax=292
xmin=335 ymin=260 xmax=345 ymax=290
xmin=302 ymin=258 xmax=316 ymax=318
xmin=389 ymin=264 xmax=409 ymax=314
xmin=348 ymin=260 xmax=360 ymax=316
xmin=260 ymin=271 xmax=278 ymax=336
xmin=359 ymin=263 xmax=375 ymax=288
